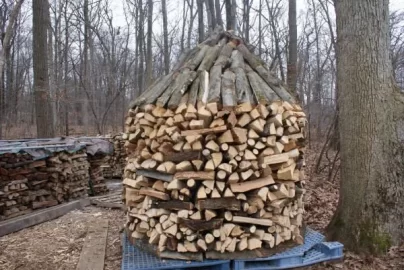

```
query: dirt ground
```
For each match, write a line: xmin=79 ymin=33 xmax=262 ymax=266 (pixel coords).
xmin=1 ymin=144 xmax=404 ymax=270
xmin=0 ymin=207 xmax=124 ymax=270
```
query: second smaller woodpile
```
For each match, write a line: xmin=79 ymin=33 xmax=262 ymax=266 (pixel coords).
xmin=109 ymin=134 xmax=126 ymax=178
xmin=88 ymin=154 xmax=109 ymax=195
xmin=0 ymin=153 xmax=53 ymax=220
xmin=0 ymin=148 xmax=90 ymax=221
xmin=46 ymin=150 xmax=90 ymax=201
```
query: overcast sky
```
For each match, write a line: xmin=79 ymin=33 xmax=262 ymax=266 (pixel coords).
xmin=110 ymin=0 xmax=404 ymax=29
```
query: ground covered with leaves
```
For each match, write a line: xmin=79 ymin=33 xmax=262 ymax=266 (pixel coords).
xmin=304 ymin=144 xmax=404 ymax=270
xmin=0 ymin=144 xmax=403 ymax=269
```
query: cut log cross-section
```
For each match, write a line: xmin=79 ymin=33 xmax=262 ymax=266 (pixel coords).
xmin=123 ymin=30 xmax=307 ymax=260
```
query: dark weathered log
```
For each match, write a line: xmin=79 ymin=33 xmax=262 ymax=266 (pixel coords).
xmin=185 ymin=45 xmax=209 ymax=70
xmin=167 ymin=72 xmax=197 ymax=109
xmin=221 ymin=70 xmax=237 ymax=108
xmin=246 ymin=66 xmax=280 ymax=104
xmin=255 ymin=66 xmax=295 ymax=102
xmin=207 ymin=65 xmax=222 ymax=103
xmin=173 ymin=46 xmax=200 ymax=71
xmin=215 ymin=42 xmax=236 ymax=67
xmin=136 ymin=169 xmax=174 ymax=182
xmin=159 ymin=69 xmax=197 ymax=108
xmin=178 ymin=218 xmax=223 ymax=231
xmin=164 ymin=151 xmax=202 ymax=162
xmin=237 ymin=43 xmax=295 ymax=103
xmin=197 ymin=198 xmax=241 ymax=211
xmin=237 ymin=44 xmax=267 ymax=70
xmin=131 ymin=72 xmax=174 ymax=107
xmin=197 ymin=45 xmax=220 ymax=71
xmin=152 ymin=200 xmax=194 ymax=210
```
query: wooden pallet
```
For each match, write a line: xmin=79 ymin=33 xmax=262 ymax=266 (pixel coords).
xmin=90 ymin=191 xmax=123 ymax=209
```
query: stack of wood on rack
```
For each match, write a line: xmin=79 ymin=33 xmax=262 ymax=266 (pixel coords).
xmin=108 ymin=134 xmax=126 ymax=178
xmin=88 ymin=154 xmax=109 ymax=195
xmin=46 ymin=150 xmax=90 ymax=201
xmin=122 ymin=30 xmax=307 ymax=260
xmin=0 ymin=153 xmax=56 ymax=220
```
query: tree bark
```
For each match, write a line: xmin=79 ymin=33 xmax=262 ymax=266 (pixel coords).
xmin=33 ymin=0 xmax=54 ymax=137
xmin=0 ymin=0 xmax=24 ymax=138
xmin=197 ymin=0 xmax=204 ymax=43
xmin=327 ymin=0 xmax=404 ymax=254
xmin=225 ymin=0 xmax=236 ymax=31
xmin=287 ymin=0 xmax=297 ymax=96
xmin=243 ymin=0 xmax=250 ymax=42
xmin=205 ymin=0 xmax=216 ymax=33
xmin=161 ymin=0 xmax=169 ymax=75
xmin=146 ymin=0 xmax=154 ymax=83
xmin=214 ymin=0 xmax=223 ymax=27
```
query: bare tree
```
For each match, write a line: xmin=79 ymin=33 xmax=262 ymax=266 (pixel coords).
xmin=225 ymin=0 xmax=236 ymax=31
xmin=327 ymin=0 xmax=404 ymax=253
xmin=161 ymin=0 xmax=169 ymax=74
xmin=0 ymin=0 xmax=24 ymax=138
xmin=197 ymin=0 xmax=204 ymax=43
xmin=146 ymin=0 xmax=154 ymax=84
xmin=287 ymin=0 xmax=297 ymax=96
xmin=214 ymin=0 xmax=223 ymax=27
xmin=33 ymin=0 xmax=54 ymax=137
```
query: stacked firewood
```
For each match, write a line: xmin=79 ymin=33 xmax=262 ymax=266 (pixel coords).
xmin=123 ymin=101 xmax=306 ymax=259
xmin=108 ymin=134 xmax=126 ymax=178
xmin=122 ymin=31 xmax=307 ymax=260
xmin=0 ymin=153 xmax=58 ymax=220
xmin=69 ymin=151 xmax=90 ymax=199
xmin=45 ymin=151 xmax=89 ymax=201
xmin=88 ymin=154 xmax=109 ymax=195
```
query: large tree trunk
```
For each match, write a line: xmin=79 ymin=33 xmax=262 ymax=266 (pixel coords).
xmin=225 ymin=0 xmax=236 ymax=31
xmin=287 ymin=0 xmax=297 ymax=96
xmin=197 ymin=0 xmax=204 ymax=43
xmin=0 ymin=0 xmax=24 ymax=139
xmin=146 ymin=0 xmax=154 ymax=83
xmin=327 ymin=0 xmax=404 ymax=254
xmin=161 ymin=0 xmax=169 ymax=75
xmin=33 ymin=0 xmax=54 ymax=137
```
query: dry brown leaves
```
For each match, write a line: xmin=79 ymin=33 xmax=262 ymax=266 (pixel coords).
xmin=303 ymin=142 xmax=404 ymax=270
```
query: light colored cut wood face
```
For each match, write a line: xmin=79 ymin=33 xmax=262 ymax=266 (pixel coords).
xmin=123 ymin=31 xmax=307 ymax=260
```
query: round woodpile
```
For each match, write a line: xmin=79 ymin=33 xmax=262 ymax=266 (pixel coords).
xmin=123 ymin=31 xmax=307 ymax=260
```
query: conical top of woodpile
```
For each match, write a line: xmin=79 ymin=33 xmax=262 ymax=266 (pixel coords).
xmin=131 ymin=29 xmax=296 ymax=110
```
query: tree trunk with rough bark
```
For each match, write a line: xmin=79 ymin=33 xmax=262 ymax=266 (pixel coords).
xmin=146 ymin=0 xmax=154 ymax=83
xmin=287 ymin=0 xmax=297 ymax=96
xmin=0 ymin=0 xmax=24 ymax=138
xmin=33 ymin=0 xmax=54 ymax=137
xmin=161 ymin=0 xmax=169 ymax=75
xmin=327 ymin=0 xmax=404 ymax=254
xmin=197 ymin=0 xmax=204 ymax=43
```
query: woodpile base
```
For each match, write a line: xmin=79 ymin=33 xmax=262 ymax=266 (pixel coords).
xmin=123 ymin=101 xmax=307 ymax=260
